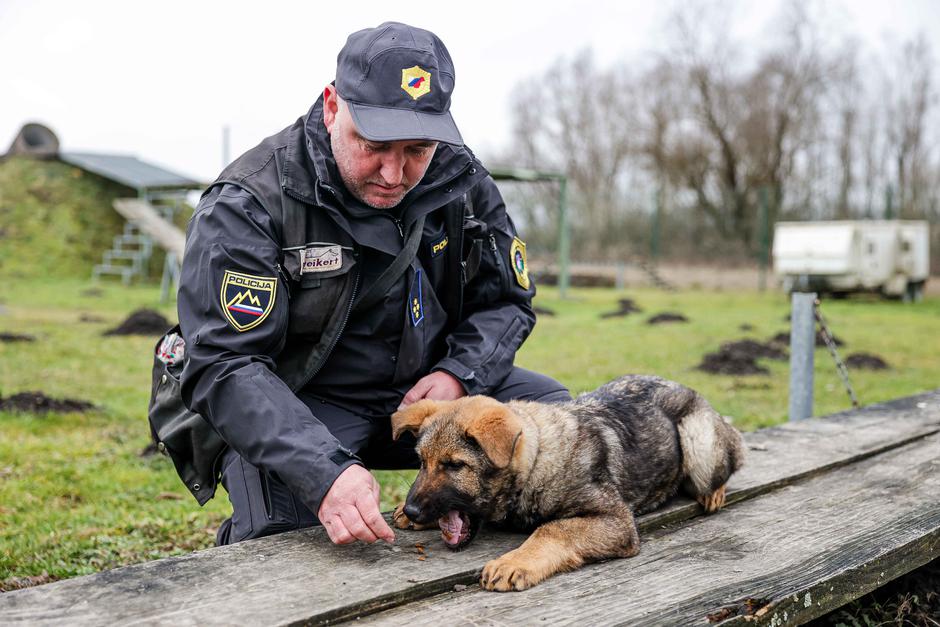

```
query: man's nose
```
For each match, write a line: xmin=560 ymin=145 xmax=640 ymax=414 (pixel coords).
xmin=378 ymin=151 xmax=405 ymax=186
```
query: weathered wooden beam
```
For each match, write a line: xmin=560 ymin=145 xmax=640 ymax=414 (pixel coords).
xmin=355 ymin=432 xmax=940 ymax=626
xmin=0 ymin=390 xmax=938 ymax=626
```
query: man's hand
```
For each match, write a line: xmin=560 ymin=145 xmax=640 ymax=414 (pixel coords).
xmin=318 ymin=465 xmax=395 ymax=545
xmin=398 ymin=371 xmax=466 ymax=409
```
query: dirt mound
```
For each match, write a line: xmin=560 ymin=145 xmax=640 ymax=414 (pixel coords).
xmin=0 ymin=391 xmax=95 ymax=413
xmin=0 ymin=570 xmax=59 ymax=593
xmin=600 ymin=298 xmax=643 ymax=319
xmin=845 ymin=352 xmax=890 ymax=370
xmin=697 ymin=351 xmax=769 ymax=376
xmin=739 ymin=323 xmax=754 ymax=331
xmin=103 ymin=309 xmax=172 ymax=336
xmin=719 ymin=339 xmax=787 ymax=361
xmin=139 ymin=441 xmax=161 ymax=457
xmin=697 ymin=338 xmax=784 ymax=375
xmin=647 ymin=312 xmax=688 ymax=325
xmin=0 ymin=332 xmax=35 ymax=343
xmin=533 ymin=306 xmax=556 ymax=317
xmin=769 ymin=330 xmax=844 ymax=348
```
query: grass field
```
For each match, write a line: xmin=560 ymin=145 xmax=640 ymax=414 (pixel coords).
xmin=2 ymin=278 xmax=939 ymax=591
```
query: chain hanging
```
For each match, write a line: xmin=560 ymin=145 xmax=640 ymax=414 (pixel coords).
xmin=813 ymin=298 xmax=859 ymax=409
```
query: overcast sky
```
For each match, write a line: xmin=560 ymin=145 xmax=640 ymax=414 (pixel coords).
xmin=1 ymin=0 xmax=936 ymax=183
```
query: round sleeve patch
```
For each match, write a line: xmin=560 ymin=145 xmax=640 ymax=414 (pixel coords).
xmin=509 ymin=237 xmax=530 ymax=289
xmin=220 ymin=270 xmax=277 ymax=332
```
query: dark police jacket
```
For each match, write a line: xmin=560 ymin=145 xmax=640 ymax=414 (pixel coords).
xmin=175 ymin=97 xmax=535 ymax=513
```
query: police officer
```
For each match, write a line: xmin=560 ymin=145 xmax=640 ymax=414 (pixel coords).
xmin=178 ymin=22 xmax=571 ymax=547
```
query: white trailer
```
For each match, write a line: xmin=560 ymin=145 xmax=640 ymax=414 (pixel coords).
xmin=773 ymin=220 xmax=930 ymax=301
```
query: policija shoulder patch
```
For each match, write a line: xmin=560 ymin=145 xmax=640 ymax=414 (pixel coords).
xmin=220 ymin=270 xmax=276 ymax=332
xmin=510 ymin=237 xmax=530 ymax=289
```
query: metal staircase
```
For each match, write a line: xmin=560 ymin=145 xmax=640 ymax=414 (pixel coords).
xmin=92 ymin=222 xmax=154 ymax=285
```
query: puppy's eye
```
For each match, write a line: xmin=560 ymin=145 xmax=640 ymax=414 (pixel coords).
xmin=441 ymin=459 xmax=465 ymax=471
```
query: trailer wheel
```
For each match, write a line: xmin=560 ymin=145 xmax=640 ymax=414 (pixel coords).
xmin=903 ymin=280 xmax=925 ymax=303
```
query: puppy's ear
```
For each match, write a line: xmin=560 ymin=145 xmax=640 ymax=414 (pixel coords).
xmin=391 ymin=399 xmax=446 ymax=440
xmin=464 ymin=404 xmax=525 ymax=469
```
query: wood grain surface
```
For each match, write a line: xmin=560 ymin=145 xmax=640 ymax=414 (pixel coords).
xmin=355 ymin=432 xmax=940 ymax=626
xmin=1 ymin=390 xmax=938 ymax=626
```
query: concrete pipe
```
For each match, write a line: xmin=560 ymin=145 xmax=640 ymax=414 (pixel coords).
xmin=5 ymin=122 xmax=60 ymax=158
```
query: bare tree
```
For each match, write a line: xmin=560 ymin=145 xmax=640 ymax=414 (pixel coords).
xmin=884 ymin=35 xmax=935 ymax=218
xmin=494 ymin=1 xmax=938 ymax=266
xmin=504 ymin=50 xmax=640 ymax=258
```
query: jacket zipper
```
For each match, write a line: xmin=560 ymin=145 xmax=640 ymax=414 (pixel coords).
xmin=489 ymin=234 xmax=502 ymax=267
xmin=387 ymin=215 xmax=404 ymax=238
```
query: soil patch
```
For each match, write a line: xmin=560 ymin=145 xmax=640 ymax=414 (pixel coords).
xmin=0 ymin=391 xmax=95 ymax=414
xmin=719 ymin=339 xmax=787 ymax=361
xmin=844 ymin=352 xmax=890 ymax=370
xmin=104 ymin=309 xmax=172 ymax=336
xmin=769 ymin=330 xmax=845 ymax=348
xmin=0 ymin=332 xmax=35 ymax=343
xmin=533 ymin=306 xmax=556 ymax=317
xmin=600 ymin=298 xmax=643 ymax=319
xmin=647 ymin=312 xmax=688 ymax=325
xmin=697 ymin=351 xmax=769 ymax=376
xmin=79 ymin=313 xmax=105 ymax=323
xmin=80 ymin=287 xmax=104 ymax=297
xmin=738 ymin=323 xmax=754 ymax=331
xmin=0 ymin=571 xmax=59 ymax=593
xmin=139 ymin=441 xmax=160 ymax=457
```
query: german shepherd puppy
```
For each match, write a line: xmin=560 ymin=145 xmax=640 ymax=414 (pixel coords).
xmin=390 ymin=375 xmax=744 ymax=592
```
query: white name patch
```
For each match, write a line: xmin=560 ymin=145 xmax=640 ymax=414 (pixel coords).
xmin=301 ymin=245 xmax=342 ymax=273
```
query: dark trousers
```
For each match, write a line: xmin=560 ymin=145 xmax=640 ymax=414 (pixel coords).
xmin=216 ymin=367 xmax=571 ymax=545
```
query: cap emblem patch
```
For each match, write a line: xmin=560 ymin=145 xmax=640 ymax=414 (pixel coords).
xmin=220 ymin=270 xmax=277 ymax=332
xmin=401 ymin=66 xmax=432 ymax=100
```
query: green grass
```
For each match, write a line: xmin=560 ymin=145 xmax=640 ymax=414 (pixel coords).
xmin=2 ymin=278 xmax=939 ymax=591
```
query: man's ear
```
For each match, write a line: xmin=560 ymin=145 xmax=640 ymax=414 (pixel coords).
xmin=323 ymin=84 xmax=339 ymax=133
xmin=463 ymin=405 xmax=525 ymax=469
xmin=391 ymin=399 xmax=446 ymax=440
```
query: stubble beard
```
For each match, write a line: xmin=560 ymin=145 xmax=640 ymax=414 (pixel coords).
xmin=331 ymin=133 xmax=413 ymax=210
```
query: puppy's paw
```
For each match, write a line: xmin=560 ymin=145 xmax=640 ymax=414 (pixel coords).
xmin=697 ymin=484 xmax=727 ymax=513
xmin=480 ymin=555 xmax=541 ymax=592
xmin=392 ymin=503 xmax=435 ymax=530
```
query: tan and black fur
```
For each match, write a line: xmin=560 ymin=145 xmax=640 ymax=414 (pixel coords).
xmin=391 ymin=375 xmax=745 ymax=592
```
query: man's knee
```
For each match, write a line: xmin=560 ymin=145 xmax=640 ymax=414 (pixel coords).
xmin=490 ymin=367 xmax=572 ymax=404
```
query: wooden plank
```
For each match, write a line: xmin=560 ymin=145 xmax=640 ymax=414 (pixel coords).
xmin=112 ymin=199 xmax=186 ymax=258
xmin=355 ymin=432 xmax=940 ymax=626
xmin=0 ymin=390 xmax=937 ymax=626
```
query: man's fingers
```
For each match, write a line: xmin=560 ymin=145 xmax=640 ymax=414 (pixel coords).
xmin=357 ymin=492 xmax=395 ymax=543
xmin=400 ymin=377 xmax=432 ymax=408
xmin=323 ymin=517 xmax=354 ymax=545
xmin=338 ymin=507 xmax=378 ymax=544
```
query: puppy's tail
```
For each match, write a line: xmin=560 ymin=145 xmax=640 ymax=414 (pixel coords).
xmin=675 ymin=397 xmax=745 ymax=513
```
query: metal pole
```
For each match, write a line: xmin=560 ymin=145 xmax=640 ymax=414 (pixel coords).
xmin=789 ymin=292 xmax=816 ymax=421
xmin=650 ymin=187 xmax=662 ymax=263
xmin=758 ymin=187 xmax=770 ymax=292
xmin=885 ymin=184 xmax=894 ymax=220
xmin=558 ymin=177 xmax=570 ymax=299
xmin=222 ymin=125 xmax=231 ymax=169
